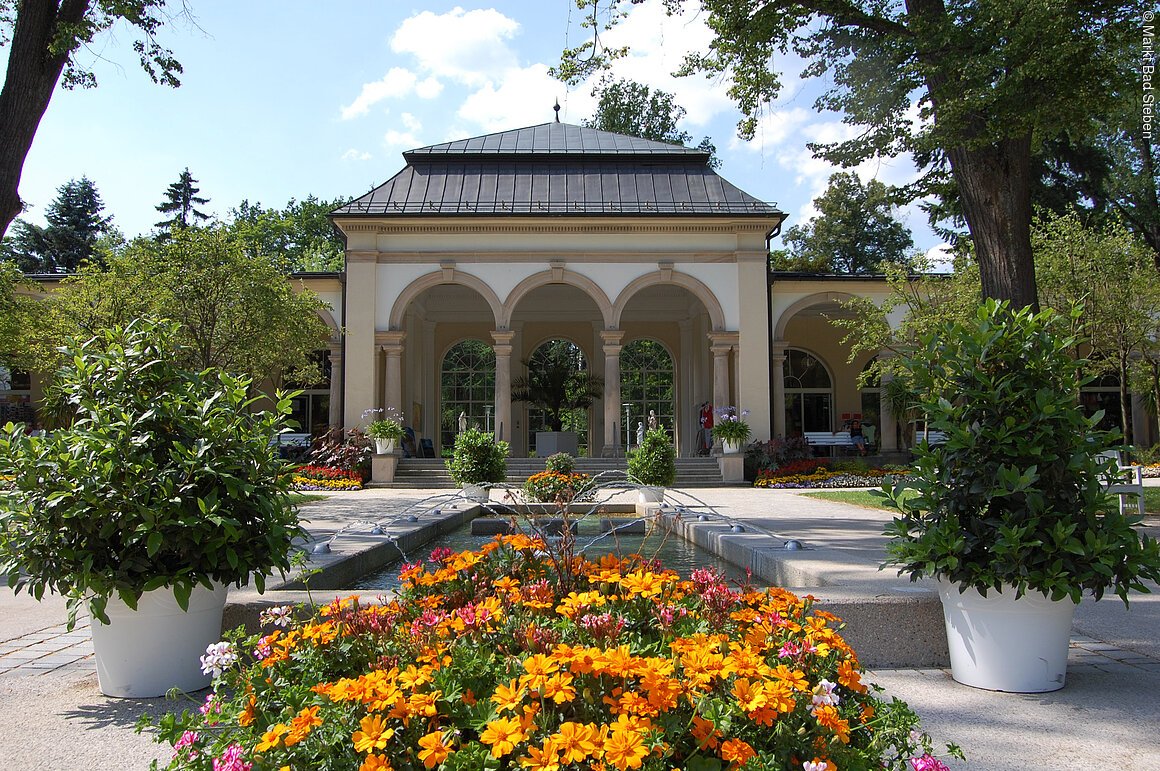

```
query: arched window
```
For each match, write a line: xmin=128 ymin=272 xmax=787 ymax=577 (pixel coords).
xmin=441 ymin=340 xmax=496 ymax=449
xmin=620 ymin=339 xmax=675 ymax=444
xmin=783 ymin=349 xmax=833 ymax=435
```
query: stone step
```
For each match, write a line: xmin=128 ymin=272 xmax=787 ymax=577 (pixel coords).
xmin=384 ymin=456 xmax=726 ymax=488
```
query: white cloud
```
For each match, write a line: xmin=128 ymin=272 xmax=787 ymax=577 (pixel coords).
xmin=458 ymin=64 xmax=567 ymax=131
xmin=341 ymin=148 xmax=373 ymax=161
xmin=390 ymin=7 xmax=520 ymax=87
xmin=925 ymin=243 xmax=954 ymax=272
xmin=415 ymin=77 xmax=443 ymax=99
xmin=400 ymin=112 xmax=422 ymax=132
xmin=341 ymin=67 xmax=419 ymax=120
xmin=384 ymin=130 xmax=421 ymax=148
xmin=730 ymin=107 xmax=813 ymax=151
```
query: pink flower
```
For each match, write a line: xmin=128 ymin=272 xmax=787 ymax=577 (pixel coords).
xmin=172 ymin=730 xmax=199 ymax=760
xmin=212 ymin=743 xmax=253 ymax=771
xmin=910 ymin=754 xmax=951 ymax=771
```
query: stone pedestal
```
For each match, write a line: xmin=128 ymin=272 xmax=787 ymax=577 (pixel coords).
xmin=718 ymin=454 xmax=744 ymax=482
xmin=371 ymin=454 xmax=399 ymax=483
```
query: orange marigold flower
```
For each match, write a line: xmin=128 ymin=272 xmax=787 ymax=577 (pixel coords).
xmin=814 ymin=705 xmax=852 ymax=744
xmin=417 ymin=730 xmax=452 ymax=769
xmin=255 ymin=723 xmax=289 ymax=753
xmin=772 ymin=664 xmax=809 ymax=691
xmin=543 ymin=672 xmax=577 ymax=704
xmin=719 ymin=737 xmax=757 ymax=766
xmin=352 ymin=713 xmax=394 ymax=754
xmin=837 ymin=660 xmax=868 ymax=694
xmin=602 ymin=727 xmax=648 ymax=771
xmin=492 ymin=679 xmax=526 ymax=713
xmin=553 ymin=722 xmax=599 ymax=764
xmin=731 ymin=678 xmax=767 ymax=713
xmin=480 ymin=716 xmax=527 ymax=758
xmin=690 ymin=715 xmax=720 ymax=750
xmin=520 ymin=653 xmax=561 ymax=691
xmin=518 ymin=739 xmax=562 ymax=771
xmin=285 ymin=705 xmax=323 ymax=746
xmin=360 ymin=754 xmax=393 ymax=771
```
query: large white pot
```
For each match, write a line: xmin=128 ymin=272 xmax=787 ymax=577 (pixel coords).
xmin=722 ymin=439 xmax=742 ymax=455
xmin=90 ymin=583 xmax=228 ymax=698
xmin=937 ymin=579 xmax=1076 ymax=693
xmin=374 ymin=438 xmax=397 ymax=455
xmin=637 ymin=486 xmax=665 ymax=504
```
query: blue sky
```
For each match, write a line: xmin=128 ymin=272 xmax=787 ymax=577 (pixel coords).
xmin=15 ymin=1 xmax=943 ymax=256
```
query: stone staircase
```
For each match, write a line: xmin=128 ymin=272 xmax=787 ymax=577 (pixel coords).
xmin=385 ymin=456 xmax=731 ymax=488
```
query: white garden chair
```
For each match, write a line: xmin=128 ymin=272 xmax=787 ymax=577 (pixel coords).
xmin=1097 ymin=450 xmax=1146 ymax=517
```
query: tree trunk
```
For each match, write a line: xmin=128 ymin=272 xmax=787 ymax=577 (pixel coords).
xmin=1119 ymin=359 xmax=1133 ymax=445
xmin=945 ymin=136 xmax=1040 ymax=311
xmin=0 ymin=1 xmax=90 ymax=239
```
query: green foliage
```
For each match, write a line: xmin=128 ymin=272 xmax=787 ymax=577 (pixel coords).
xmin=771 ymin=173 xmax=914 ymax=274
xmin=584 ymin=77 xmax=721 ymax=168
xmin=18 ymin=225 xmax=331 ymax=396
xmin=544 ymin=452 xmax=576 ymax=474
xmin=0 ymin=260 xmax=28 ymax=368
xmin=230 ymin=195 xmax=348 ymax=273
xmin=3 ymin=177 xmax=113 ymax=273
xmin=711 ymin=406 xmax=750 ymax=443
xmin=881 ymin=300 xmax=1160 ymax=604
xmin=628 ymin=428 xmax=676 ymax=487
xmin=512 ymin=340 xmax=603 ymax=433
xmin=0 ymin=318 xmax=307 ymax=627
xmin=447 ymin=427 xmax=509 ymax=485
xmin=154 ymin=167 xmax=211 ymax=233
xmin=365 ymin=407 xmax=406 ymax=441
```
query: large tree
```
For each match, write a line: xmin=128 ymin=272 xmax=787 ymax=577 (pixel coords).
xmin=558 ymin=0 xmax=1141 ymax=310
xmin=585 ymin=77 xmax=721 ymax=168
xmin=230 ymin=195 xmax=348 ymax=273
xmin=155 ymin=167 xmax=210 ymax=233
xmin=771 ymin=172 xmax=914 ymax=273
xmin=19 ymin=226 xmax=331 ymax=388
xmin=0 ymin=1 xmax=182 ymax=239
xmin=3 ymin=176 xmax=112 ymax=273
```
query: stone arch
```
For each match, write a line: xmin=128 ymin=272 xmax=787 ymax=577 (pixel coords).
xmin=388 ymin=270 xmax=504 ymax=329
xmin=501 ymin=269 xmax=614 ymax=329
xmin=316 ymin=307 xmax=341 ymax=343
xmin=773 ymin=291 xmax=860 ymax=340
xmin=612 ymin=270 xmax=726 ymax=331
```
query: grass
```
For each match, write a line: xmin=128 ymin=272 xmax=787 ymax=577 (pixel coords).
xmin=290 ymin=492 xmax=328 ymax=505
xmin=801 ymin=487 xmax=1159 ymax=515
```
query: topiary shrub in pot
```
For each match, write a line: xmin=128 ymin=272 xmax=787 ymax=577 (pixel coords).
xmin=446 ymin=426 xmax=509 ymax=501
xmin=0 ymin=318 xmax=307 ymax=697
xmin=628 ymin=427 xmax=677 ymax=502
xmin=882 ymin=300 xmax=1160 ymax=692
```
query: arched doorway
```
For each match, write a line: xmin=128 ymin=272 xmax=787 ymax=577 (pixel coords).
xmin=440 ymin=339 xmax=496 ymax=451
xmin=620 ymin=339 xmax=675 ymax=445
xmin=784 ymin=349 xmax=833 ymax=435
xmin=516 ymin=338 xmax=598 ymax=456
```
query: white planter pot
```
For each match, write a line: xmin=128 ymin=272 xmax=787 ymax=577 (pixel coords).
xmin=374 ymin=438 xmax=396 ymax=455
xmin=90 ymin=583 xmax=228 ymax=698
xmin=937 ymin=579 xmax=1077 ymax=693
xmin=462 ymin=483 xmax=490 ymax=502
xmin=637 ymin=486 xmax=665 ymax=504
xmin=722 ymin=439 xmax=742 ymax=454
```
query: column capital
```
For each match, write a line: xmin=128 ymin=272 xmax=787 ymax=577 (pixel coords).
xmin=490 ymin=330 xmax=516 ymax=346
xmin=375 ymin=330 xmax=406 ymax=354
xmin=599 ymin=329 xmax=625 ymax=346
xmin=707 ymin=331 xmax=739 ymax=349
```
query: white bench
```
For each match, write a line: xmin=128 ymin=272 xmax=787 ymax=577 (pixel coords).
xmin=805 ymin=432 xmax=853 ymax=456
xmin=1098 ymin=450 xmax=1146 ymax=517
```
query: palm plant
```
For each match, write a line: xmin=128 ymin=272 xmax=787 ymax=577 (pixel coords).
xmin=511 ymin=340 xmax=603 ymax=432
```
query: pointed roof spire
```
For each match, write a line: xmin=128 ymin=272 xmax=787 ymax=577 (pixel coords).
xmin=553 ymin=99 xmax=561 ymax=123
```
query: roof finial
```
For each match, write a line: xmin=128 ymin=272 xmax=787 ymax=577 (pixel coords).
xmin=553 ymin=99 xmax=561 ymax=123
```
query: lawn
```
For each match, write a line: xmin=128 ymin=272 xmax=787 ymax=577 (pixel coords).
xmin=801 ymin=487 xmax=1160 ymax=515
xmin=290 ymin=492 xmax=328 ymax=505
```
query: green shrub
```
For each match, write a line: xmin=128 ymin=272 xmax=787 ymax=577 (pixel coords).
xmin=544 ymin=451 xmax=576 ymax=474
xmin=446 ymin=427 xmax=509 ymax=485
xmin=628 ymin=428 xmax=677 ymax=487
xmin=883 ymin=300 xmax=1160 ymax=603
xmin=0 ymin=318 xmax=306 ymax=626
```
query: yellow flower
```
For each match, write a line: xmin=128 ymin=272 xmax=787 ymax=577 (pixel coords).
xmin=352 ymin=713 xmax=394 ymax=754
xmin=491 ymin=678 xmax=526 ymax=713
xmin=417 ymin=730 xmax=452 ymax=769
xmin=480 ymin=716 xmax=527 ymax=758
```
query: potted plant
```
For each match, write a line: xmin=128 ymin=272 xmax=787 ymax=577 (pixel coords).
xmin=364 ymin=407 xmax=405 ymax=454
xmin=713 ymin=405 xmax=751 ymax=454
xmin=511 ymin=340 xmax=603 ymax=457
xmin=628 ymin=427 xmax=677 ymax=503
xmin=0 ymin=319 xmax=306 ymax=698
xmin=882 ymin=300 xmax=1160 ymax=692
xmin=446 ymin=426 xmax=509 ymax=501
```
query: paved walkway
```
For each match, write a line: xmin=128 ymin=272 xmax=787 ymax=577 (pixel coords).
xmin=2 ymin=485 xmax=1159 ymax=769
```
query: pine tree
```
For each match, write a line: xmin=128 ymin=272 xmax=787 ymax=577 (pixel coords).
xmin=3 ymin=177 xmax=112 ymax=273
xmin=155 ymin=168 xmax=211 ymax=233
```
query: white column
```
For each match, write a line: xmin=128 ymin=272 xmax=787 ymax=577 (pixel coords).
xmin=600 ymin=330 xmax=625 ymax=456
xmin=327 ymin=342 xmax=343 ymax=429
xmin=678 ymin=319 xmax=694 ymax=457
xmin=491 ymin=330 xmax=515 ymax=444
xmin=771 ymin=341 xmax=787 ymax=437
xmin=378 ymin=330 xmax=406 ymax=415
xmin=709 ymin=333 xmax=737 ymax=453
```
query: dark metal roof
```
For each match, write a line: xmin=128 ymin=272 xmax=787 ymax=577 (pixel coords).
xmin=333 ymin=123 xmax=783 ymax=218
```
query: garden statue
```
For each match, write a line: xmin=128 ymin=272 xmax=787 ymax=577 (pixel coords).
xmin=648 ymin=409 xmax=658 ymax=431
xmin=636 ymin=421 xmax=645 ymax=446
xmin=458 ymin=411 xmax=468 ymax=434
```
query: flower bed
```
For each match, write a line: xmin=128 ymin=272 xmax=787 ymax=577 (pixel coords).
xmin=755 ymin=464 xmax=909 ymax=489
xmin=147 ymin=536 xmax=959 ymax=770
xmin=292 ymin=465 xmax=365 ymax=491
xmin=522 ymin=470 xmax=594 ymax=503
xmin=1142 ymin=463 xmax=1160 ymax=479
